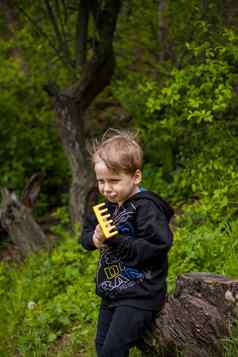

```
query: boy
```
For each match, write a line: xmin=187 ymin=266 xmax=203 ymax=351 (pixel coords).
xmin=81 ymin=130 xmax=174 ymax=357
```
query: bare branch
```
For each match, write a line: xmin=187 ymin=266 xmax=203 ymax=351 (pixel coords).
xmin=75 ymin=0 xmax=90 ymax=67
xmin=16 ymin=5 xmax=74 ymax=72
xmin=43 ymin=0 xmax=74 ymax=69
xmin=91 ymin=0 xmax=121 ymax=49
xmin=43 ymin=80 xmax=60 ymax=98
xmin=61 ymin=0 xmax=68 ymax=24
xmin=16 ymin=6 xmax=57 ymax=52
xmin=44 ymin=0 xmax=63 ymax=44
xmin=53 ymin=0 xmax=66 ymax=35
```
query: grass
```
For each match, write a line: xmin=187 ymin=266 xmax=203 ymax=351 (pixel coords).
xmin=0 ymin=213 xmax=238 ymax=356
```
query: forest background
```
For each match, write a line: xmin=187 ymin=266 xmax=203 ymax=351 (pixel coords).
xmin=0 ymin=0 xmax=238 ymax=356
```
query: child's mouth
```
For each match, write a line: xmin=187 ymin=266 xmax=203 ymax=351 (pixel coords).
xmin=106 ymin=195 xmax=117 ymax=201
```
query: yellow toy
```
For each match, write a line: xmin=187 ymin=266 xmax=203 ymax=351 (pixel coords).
xmin=93 ymin=203 xmax=118 ymax=239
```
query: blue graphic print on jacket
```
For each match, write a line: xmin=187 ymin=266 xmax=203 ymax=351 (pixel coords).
xmin=117 ymin=220 xmax=144 ymax=280
xmin=96 ymin=203 xmax=145 ymax=297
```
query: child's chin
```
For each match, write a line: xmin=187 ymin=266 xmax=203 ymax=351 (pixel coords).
xmin=107 ymin=196 xmax=118 ymax=203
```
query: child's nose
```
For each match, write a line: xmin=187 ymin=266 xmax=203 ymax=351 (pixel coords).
xmin=104 ymin=182 xmax=112 ymax=192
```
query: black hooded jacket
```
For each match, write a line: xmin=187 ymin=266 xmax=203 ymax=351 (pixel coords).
xmin=81 ymin=190 xmax=174 ymax=310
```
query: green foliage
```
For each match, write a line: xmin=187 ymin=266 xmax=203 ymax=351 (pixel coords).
xmin=224 ymin=321 xmax=238 ymax=357
xmin=168 ymin=218 xmax=238 ymax=291
xmin=1 ymin=1 xmax=238 ymax=355
xmin=0 ymin=229 xmax=99 ymax=356
xmin=113 ymin=17 xmax=238 ymax=354
xmin=115 ymin=0 xmax=158 ymax=75
xmin=115 ymin=29 xmax=238 ymax=224
xmin=0 ymin=12 xmax=71 ymax=214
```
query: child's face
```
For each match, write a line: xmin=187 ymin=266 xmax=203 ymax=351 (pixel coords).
xmin=94 ymin=160 xmax=142 ymax=206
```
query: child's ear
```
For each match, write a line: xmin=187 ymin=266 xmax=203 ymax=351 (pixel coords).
xmin=134 ymin=169 xmax=142 ymax=184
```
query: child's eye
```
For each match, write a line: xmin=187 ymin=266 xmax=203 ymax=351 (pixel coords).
xmin=110 ymin=179 xmax=120 ymax=183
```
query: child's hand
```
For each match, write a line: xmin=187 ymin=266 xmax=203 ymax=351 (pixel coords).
xmin=93 ymin=224 xmax=106 ymax=249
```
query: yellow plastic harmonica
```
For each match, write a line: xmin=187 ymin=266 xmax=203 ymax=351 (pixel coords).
xmin=93 ymin=203 xmax=118 ymax=239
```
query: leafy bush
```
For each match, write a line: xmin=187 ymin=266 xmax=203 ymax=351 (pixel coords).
xmin=168 ymin=218 xmax=238 ymax=291
xmin=0 ymin=22 xmax=70 ymax=214
xmin=0 ymin=230 xmax=99 ymax=356
xmin=114 ymin=30 xmax=238 ymax=225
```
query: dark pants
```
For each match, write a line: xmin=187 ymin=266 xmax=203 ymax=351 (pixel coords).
xmin=95 ymin=303 xmax=156 ymax=357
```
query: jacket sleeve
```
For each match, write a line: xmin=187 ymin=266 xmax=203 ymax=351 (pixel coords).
xmin=80 ymin=211 xmax=98 ymax=251
xmin=105 ymin=200 xmax=173 ymax=267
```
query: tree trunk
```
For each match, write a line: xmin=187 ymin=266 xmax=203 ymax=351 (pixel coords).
xmin=44 ymin=1 xmax=121 ymax=225
xmin=145 ymin=272 xmax=238 ymax=357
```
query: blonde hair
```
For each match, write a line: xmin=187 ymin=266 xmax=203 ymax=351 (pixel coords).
xmin=91 ymin=129 xmax=143 ymax=174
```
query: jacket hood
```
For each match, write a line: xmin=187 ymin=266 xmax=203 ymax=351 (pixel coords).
xmin=130 ymin=190 xmax=174 ymax=222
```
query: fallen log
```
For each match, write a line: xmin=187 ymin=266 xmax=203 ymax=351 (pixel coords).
xmin=146 ymin=272 xmax=238 ymax=357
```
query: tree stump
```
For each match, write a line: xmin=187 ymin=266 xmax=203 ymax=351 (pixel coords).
xmin=151 ymin=272 xmax=238 ymax=357
xmin=0 ymin=176 xmax=48 ymax=259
